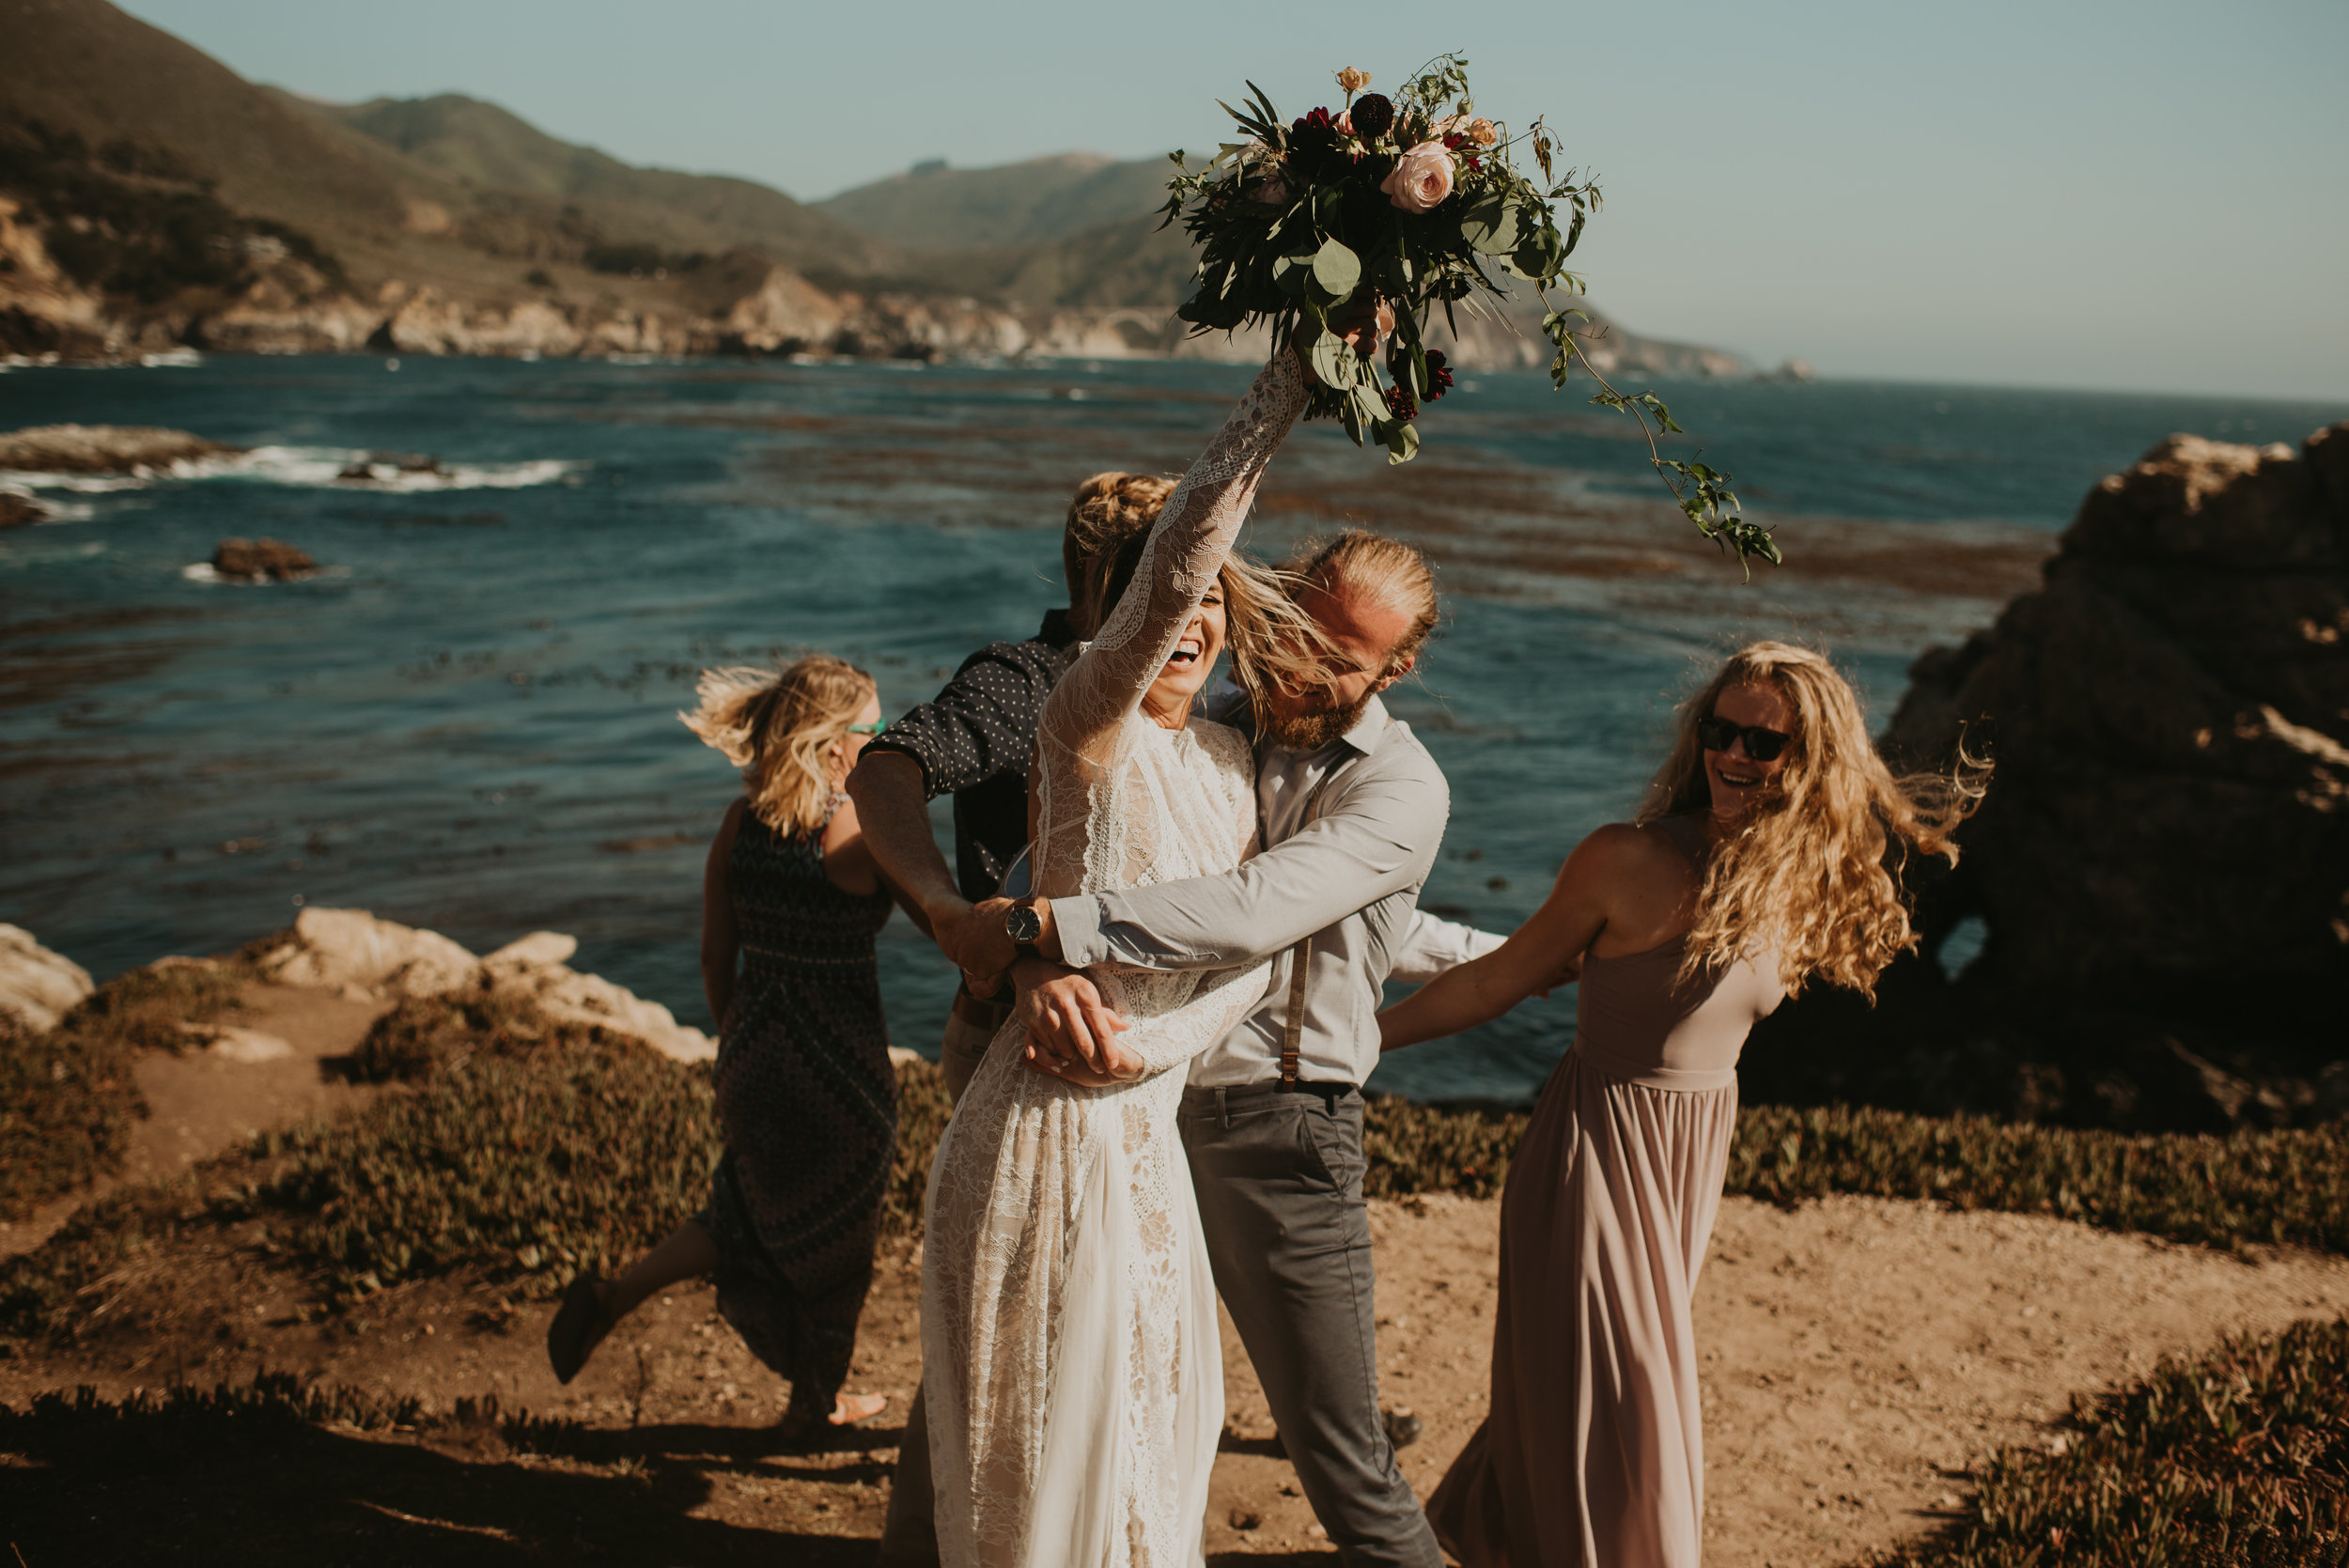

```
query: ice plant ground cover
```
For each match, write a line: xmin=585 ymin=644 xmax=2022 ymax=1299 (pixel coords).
xmin=1869 ymin=1315 xmax=2349 ymax=1568
xmin=4 ymin=1014 xmax=2345 ymax=1565
xmin=1163 ymin=56 xmax=1774 ymax=570
xmin=7 ymin=1013 xmax=2348 ymax=1345
xmin=0 ymin=957 xmax=252 ymax=1222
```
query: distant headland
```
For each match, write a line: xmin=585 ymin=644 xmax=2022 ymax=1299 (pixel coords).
xmin=0 ymin=0 xmax=1750 ymax=377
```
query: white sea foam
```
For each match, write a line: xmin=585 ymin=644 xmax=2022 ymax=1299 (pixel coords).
xmin=7 ymin=446 xmax=582 ymax=496
xmin=179 ymin=561 xmax=351 ymax=585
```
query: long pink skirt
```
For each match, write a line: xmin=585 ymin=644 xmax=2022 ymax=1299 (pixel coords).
xmin=1427 ymin=1049 xmax=1736 ymax=1568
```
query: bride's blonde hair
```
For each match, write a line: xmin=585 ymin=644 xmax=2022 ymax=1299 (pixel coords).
xmin=679 ymin=654 xmax=876 ymax=835
xmin=1084 ymin=520 xmax=1336 ymax=732
xmin=1641 ymin=642 xmax=1989 ymax=1001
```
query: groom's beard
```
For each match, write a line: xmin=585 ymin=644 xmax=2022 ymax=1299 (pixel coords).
xmin=1263 ymin=689 xmax=1374 ymax=752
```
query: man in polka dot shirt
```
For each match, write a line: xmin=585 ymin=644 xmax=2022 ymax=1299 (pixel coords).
xmin=848 ymin=479 xmax=1163 ymax=1097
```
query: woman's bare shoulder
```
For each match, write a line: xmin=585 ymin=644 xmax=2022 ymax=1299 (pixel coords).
xmin=1572 ymin=820 xmax=1691 ymax=868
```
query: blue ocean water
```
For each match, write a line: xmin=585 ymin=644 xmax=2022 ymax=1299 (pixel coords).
xmin=3 ymin=353 xmax=2341 ymax=1103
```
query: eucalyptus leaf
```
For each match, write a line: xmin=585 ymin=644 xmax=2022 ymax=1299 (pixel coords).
xmin=1309 ymin=330 xmax=1359 ymax=391
xmin=1383 ymin=419 xmax=1421 ymax=465
xmin=1460 ymin=196 xmax=1520 ymax=256
xmin=1312 ymin=238 xmax=1361 ymax=300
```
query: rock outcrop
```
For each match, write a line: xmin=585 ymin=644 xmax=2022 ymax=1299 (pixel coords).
xmin=0 ymin=924 xmax=95 ymax=1033
xmin=260 ymin=907 xmax=478 ymax=999
xmin=256 ymin=908 xmax=714 ymax=1063
xmin=0 ymin=491 xmax=45 ymax=528
xmin=0 ymin=424 xmax=238 ymax=474
xmin=477 ymin=932 xmax=716 ymax=1064
xmin=210 ymin=537 xmax=318 ymax=582
xmin=1743 ymin=421 xmax=2349 ymax=1131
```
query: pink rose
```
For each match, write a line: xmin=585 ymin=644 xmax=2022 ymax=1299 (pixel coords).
xmin=1252 ymin=174 xmax=1289 ymax=205
xmin=1379 ymin=140 xmax=1455 ymax=213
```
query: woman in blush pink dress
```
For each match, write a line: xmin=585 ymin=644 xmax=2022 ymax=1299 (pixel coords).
xmin=1379 ymin=642 xmax=1986 ymax=1568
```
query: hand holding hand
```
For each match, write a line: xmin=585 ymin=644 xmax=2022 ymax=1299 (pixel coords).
xmin=1014 ymin=960 xmax=1136 ymax=1079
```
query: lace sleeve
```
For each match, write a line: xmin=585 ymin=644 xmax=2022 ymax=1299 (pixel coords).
xmin=1043 ymin=351 xmax=1307 ymax=754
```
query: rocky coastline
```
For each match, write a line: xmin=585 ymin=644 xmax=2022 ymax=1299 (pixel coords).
xmin=1746 ymin=417 xmax=2349 ymax=1133
xmin=1 ymin=205 xmax=1742 ymax=377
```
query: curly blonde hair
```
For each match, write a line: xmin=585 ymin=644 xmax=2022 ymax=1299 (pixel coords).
xmin=679 ymin=654 xmax=876 ymax=836
xmin=1641 ymin=642 xmax=1989 ymax=1001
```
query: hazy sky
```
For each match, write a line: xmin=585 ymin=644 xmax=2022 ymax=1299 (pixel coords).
xmin=118 ymin=0 xmax=2348 ymax=398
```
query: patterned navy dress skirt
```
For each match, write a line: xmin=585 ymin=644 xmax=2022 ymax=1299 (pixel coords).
xmin=697 ymin=798 xmax=896 ymax=1413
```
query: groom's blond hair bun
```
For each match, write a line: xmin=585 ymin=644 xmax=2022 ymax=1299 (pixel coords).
xmin=1293 ymin=530 xmax=1439 ymax=675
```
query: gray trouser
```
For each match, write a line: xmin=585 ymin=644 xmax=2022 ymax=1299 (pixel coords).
xmin=1181 ymin=1080 xmax=1442 ymax=1568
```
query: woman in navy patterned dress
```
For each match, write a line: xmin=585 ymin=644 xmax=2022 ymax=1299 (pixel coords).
xmin=548 ymin=653 xmax=922 ymax=1441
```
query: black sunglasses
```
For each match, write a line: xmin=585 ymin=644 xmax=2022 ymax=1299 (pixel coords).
xmin=1696 ymin=714 xmax=1793 ymax=763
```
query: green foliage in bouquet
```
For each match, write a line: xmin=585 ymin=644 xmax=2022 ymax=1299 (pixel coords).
xmin=1162 ymin=56 xmax=1777 ymax=571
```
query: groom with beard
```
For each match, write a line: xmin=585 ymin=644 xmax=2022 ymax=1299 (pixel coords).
xmin=979 ymin=528 xmax=1500 ymax=1568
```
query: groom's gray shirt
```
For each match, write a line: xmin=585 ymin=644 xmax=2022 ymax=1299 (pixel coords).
xmin=1049 ymin=692 xmax=1499 ymax=1088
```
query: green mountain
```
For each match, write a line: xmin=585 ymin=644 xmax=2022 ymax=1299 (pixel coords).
xmin=0 ymin=0 xmax=1745 ymax=373
xmin=816 ymin=153 xmax=1173 ymax=248
xmin=0 ymin=0 xmax=421 ymax=235
xmin=310 ymin=93 xmax=882 ymax=272
xmin=0 ymin=0 xmax=889 ymax=318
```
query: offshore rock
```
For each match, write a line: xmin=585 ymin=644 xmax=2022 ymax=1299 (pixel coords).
xmin=210 ymin=537 xmax=318 ymax=582
xmin=0 ymin=491 xmax=45 ymax=528
xmin=0 ymin=925 xmax=95 ymax=1033
xmin=0 ymin=424 xmax=238 ymax=474
xmin=1743 ymin=421 xmax=2349 ymax=1131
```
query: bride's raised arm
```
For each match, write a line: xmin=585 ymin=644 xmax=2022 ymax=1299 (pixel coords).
xmin=1040 ymin=347 xmax=1309 ymax=763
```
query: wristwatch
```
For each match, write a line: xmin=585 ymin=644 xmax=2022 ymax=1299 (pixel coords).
xmin=1003 ymin=900 xmax=1044 ymax=962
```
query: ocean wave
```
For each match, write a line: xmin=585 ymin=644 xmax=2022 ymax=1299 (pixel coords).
xmin=11 ymin=446 xmax=583 ymax=495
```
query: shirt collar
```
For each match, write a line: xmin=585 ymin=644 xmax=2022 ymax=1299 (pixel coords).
xmin=1338 ymin=693 xmax=1392 ymax=755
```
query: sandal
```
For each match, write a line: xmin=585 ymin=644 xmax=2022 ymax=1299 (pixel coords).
xmin=546 ymin=1275 xmax=614 ymax=1385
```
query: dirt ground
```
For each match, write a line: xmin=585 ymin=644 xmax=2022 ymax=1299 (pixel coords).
xmin=7 ymin=982 xmax=2349 ymax=1566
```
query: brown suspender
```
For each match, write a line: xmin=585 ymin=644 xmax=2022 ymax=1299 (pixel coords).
xmin=1278 ymin=774 xmax=1333 ymax=1088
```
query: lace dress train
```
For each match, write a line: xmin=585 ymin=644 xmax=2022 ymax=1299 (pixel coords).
xmin=920 ymin=353 xmax=1309 ymax=1568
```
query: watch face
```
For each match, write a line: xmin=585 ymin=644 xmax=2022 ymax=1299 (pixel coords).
xmin=1005 ymin=904 xmax=1044 ymax=943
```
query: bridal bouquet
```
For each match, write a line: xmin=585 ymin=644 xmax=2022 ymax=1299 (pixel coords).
xmin=1163 ymin=57 xmax=1775 ymax=568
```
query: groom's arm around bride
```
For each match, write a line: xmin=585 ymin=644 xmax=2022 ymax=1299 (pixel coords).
xmin=1006 ymin=530 xmax=1501 ymax=1568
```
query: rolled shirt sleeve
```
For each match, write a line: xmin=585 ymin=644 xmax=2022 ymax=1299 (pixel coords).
xmin=1387 ymin=908 xmax=1507 ymax=984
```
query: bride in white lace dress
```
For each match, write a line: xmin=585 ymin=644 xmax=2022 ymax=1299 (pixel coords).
xmin=920 ymin=345 xmax=1318 ymax=1567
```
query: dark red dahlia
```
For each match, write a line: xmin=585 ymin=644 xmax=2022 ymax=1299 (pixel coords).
xmin=1384 ymin=384 xmax=1418 ymax=422
xmin=1287 ymin=107 xmax=1346 ymax=177
xmin=1349 ymin=93 xmax=1395 ymax=141
xmin=1423 ymin=349 xmax=1454 ymax=402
